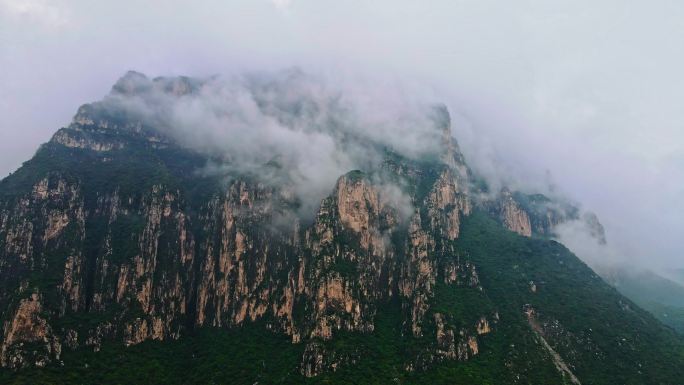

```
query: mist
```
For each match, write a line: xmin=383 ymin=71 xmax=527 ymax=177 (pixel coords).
xmin=97 ymin=69 xmax=444 ymax=217
xmin=1 ymin=0 xmax=682 ymax=271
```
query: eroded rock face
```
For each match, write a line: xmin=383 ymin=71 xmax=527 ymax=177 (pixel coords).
xmin=476 ymin=316 xmax=491 ymax=335
xmin=0 ymin=155 xmax=487 ymax=374
xmin=0 ymin=89 xmax=584 ymax=376
xmin=337 ymin=175 xmax=379 ymax=237
xmin=415 ymin=312 xmax=483 ymax=369
xmin=1 ymin=293 xmax=61 ymax=368
xmin=425 ymin=169 xmax=470 ymax=241
xmin=487 ymin=189 xmax=606 ymax=244
xmin=498 ymin=190 xmax=533 ymax=237
xmin=301 ymin=341 xmax=327 ymax=377
xmin=52 ymin=129 xmax=125 ymax=152
xmin=300 ymin=340 xmax=357 ymax=377
xmin=0 ymin=175 xmax=196 ymax=368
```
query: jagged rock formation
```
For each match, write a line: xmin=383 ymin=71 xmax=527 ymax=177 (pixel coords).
xmin=496 ymin=189 xmax=533 ymax=237
xmin=488 ymin=188 xmax=606 ymax=243
xmin=0 ymin=73 xmax=485 ymax=374
xmin=0 ymin=72 xmax=681 ymax=385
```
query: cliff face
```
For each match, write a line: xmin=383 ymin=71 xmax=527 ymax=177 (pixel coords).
xmin=488 ymin=188 xmax=606 ymax=244
xmin=5 ymin=73 xmax=679 ymax=385
xmin=0 ymin=78 xmax=491 ymax=375
xmin=496 ymin=189 xmax=533 ymax=237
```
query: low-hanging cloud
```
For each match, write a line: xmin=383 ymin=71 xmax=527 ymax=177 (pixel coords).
xmin=96 ymin=69 xmax=444 ymax=217
xmin=1 ymin=0 xmax=683 ymax=271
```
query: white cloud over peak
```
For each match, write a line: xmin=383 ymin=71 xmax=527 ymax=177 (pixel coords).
xmin=1 ymin=0 xmax=683 ymax=271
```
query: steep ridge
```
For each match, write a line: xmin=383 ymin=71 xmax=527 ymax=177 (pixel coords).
xmin=0 ymin=72 xmax=682 ymax=384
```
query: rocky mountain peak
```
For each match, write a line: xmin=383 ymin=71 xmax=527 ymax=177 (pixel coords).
xmin=0 ymin=71 xmax=677 ymax=385
xmin=111 ymin=71 xmax=201 ymax=97
xmin=111 ymin=70 xmax=150 ymax=95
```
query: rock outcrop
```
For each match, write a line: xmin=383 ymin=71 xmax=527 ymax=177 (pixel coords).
xmin=497 ymin=189 xmax=532 ymax=237
xmin=0 ymin=72 xmax=605 ymax=377
xmin=488 ymin=189 xmax=606 ymax=244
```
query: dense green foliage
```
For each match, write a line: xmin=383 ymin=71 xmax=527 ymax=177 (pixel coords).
xmin=0 ymin=306 xmax=560 ymax=385
xmin=604 ymin=268 xmax=684 ymax=335
xmin=0 ymin=131 xmax=223 ymax=210
xmin=456 ymin=213 xmax=684 ymax=384
xmin=637 ymin=302 xmax=684 ymax=335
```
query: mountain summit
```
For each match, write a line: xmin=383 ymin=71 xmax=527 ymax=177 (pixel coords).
xmin=0 ymin=71 xmax=682 ymax=384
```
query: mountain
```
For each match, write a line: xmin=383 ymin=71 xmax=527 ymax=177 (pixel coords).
xmin=599 ymin=267 xmax=684 ymax=335
xmin=1 ymin=71 xmax=683 ymax=384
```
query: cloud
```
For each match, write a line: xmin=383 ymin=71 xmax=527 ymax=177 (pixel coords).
xmin=0 ymin=0 xmax=70 ymax=27
xmin=1 ymin=1 xmax=683 ymax=270
xmin=94 ymin=69 xmax=441 ymax=217
xmin=555 ymin=219 xmax=618 ymax=269
xmin=270 ymin=0 xmax=293 ymax=11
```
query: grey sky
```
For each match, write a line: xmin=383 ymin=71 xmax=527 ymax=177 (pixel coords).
xmin=0 ymin=0 xmax=682 ymax=270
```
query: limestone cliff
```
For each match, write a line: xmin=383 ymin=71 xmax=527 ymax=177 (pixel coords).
xmin=488 ymin=188 xmax=606 ymax=243
xmin=0 ymin=79 xmax=491 ymax=375
xmin=0 ymin=73 xmax=614 ymax=380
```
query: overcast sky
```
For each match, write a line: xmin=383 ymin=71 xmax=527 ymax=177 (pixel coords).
xmin=1 ymin=0 xmax=682 ymax=271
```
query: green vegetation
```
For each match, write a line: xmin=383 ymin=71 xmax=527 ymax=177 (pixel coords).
xmin=604 ymin=268 xmax=684 ymax=335
xmin=0 ymin=130 xmax=222 ymax=211
xmin=455 ymin=212 xmax=684 ymax=384
xmin=638 ymin=301 xmax=684 ymax=335
xmin=0 ymin=304 xmax=559 ymax=385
